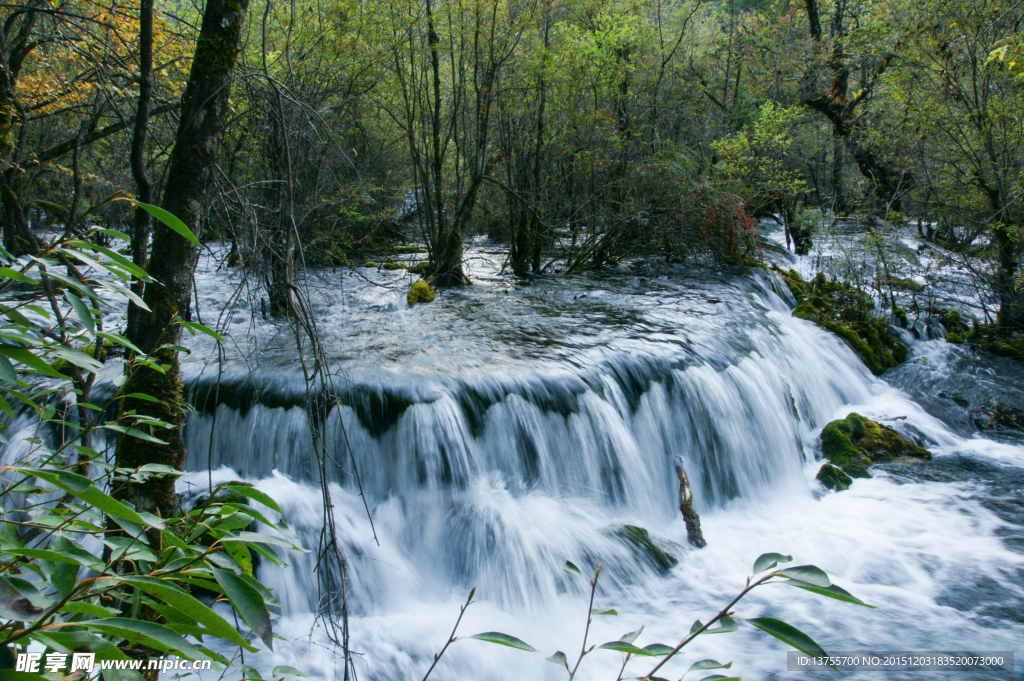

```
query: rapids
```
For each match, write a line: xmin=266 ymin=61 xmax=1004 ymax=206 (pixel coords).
xmin=167 ymin=239 xmax=1023 ymax=680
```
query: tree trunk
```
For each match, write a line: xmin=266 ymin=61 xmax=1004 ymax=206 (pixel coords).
xmin=126 ymin=0 xmax=154 ymax=342
xmin=993 ymin=223 xmax=1023 ymax=330
xmin=116 ymin=0 xmax=251 ymax=517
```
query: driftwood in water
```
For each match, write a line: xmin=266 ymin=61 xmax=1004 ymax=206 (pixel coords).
xmin=675 ymin=460 xmax=706 ymax=548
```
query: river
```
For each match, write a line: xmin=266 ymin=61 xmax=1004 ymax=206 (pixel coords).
xmin=165 ymin=236 xmax=1024 ymax=680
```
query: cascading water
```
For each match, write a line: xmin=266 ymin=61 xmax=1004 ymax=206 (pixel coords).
xmin=168 ymin=246 xmax=1023 ymax=681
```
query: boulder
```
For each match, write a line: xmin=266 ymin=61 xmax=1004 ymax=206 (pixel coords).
xmin=817 ymin=412 xmax=931 ymax=490
xmin=407 ymin=279 xmax=435 ymax=305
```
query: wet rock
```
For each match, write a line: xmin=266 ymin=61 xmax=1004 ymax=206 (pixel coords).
xmin=964 ymin=324 xmax=1024 ymax=361
xmin=774 ymin=268 xmax=907 ymax=376
xmin=614 ymin=525 xmax=678 ymax=574
xmin=973 ymin=399 xmax=1024 ymax=432
xmin=816 ymin=463 xmax=853 ymax=491
xmin=818 ymin=413 xmax=931 ymax=489
xmin=407 ymin=279 xmax=435 ymax=305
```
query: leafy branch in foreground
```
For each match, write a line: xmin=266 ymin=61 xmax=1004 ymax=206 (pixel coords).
xmin=424 ymin=553 xmax=873 ymax=681
xmin=0 ymin=218 xmax=307 ymax=679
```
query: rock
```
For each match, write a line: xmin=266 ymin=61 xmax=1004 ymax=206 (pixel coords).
xmin=775 ymin=268 xmax=907 ymax=376
xmin=362 ymin=261 xmax=378 ymax=268
xmin=407 ymin=279 xmax=435 ymax=305
xmin=816 ymin=463 xmax=852 ymax=491
xmin=818 ymin=413 xmax=931 ymax=489
xmin=407 ymin=261 xmax=432 ymax=276
xmin=614 ymin=525 xmax=678 ymax=574
xmin=383 ymin=260 xmax=407 ymax=270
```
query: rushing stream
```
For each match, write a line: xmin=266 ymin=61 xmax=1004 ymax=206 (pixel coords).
xmin=165 ymin=238 xmax=1024 ymax=680
xmin=4 ymin=235 xmax=1022 ymax=680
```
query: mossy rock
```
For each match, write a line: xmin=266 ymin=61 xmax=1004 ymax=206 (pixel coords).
xmin=614 ymin=525 xmax=678 ymax=574
xmin=407 ymin=261 xmax=432 ymax=276
xmin=407 ymin=279 xmax=435 ymax=305
xmin=820 ymin=413 xmax=930 ymax=487
xmin=886 ymin=276 xmax=925 ymax=293
xmin=816 ymin=463 xmax=853 ymax=491
xmin=382 ymin=260 xmax=407 ymax=270
xmin=775 ymin=268 xmax=907 ymax=375
xmin=393 ymin=245 xmax=429 ymax=254
xmin=362 ymin=261 xmax=378 ymax=268
xmin=965 ymin=324 xmax=1024 ymax=361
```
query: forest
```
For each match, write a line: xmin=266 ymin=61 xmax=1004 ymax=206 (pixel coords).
xmin=1 ymin=0 xmax=1023 ymax=678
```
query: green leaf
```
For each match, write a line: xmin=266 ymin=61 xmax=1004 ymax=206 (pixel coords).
xmin=19 ymin=468 xmax=161 ymax=528
xmin=178 ymin=320 xmax=225 ymax=343
xmin=81 ymin=618 xmax=206 ymax=659
xmin=697 ymin=676 xmax=741 ymax=681
xmin=706 ymin=617 xmax=738 ymax=634
xmin=212 ymin=567 xmax=274 ymax=650
xmin=690 ymin=619 xmax=704 ymax=634
xmin=271 ymin=666 xmax=307 ymax=679
xmin=686 ymin=659 xmax=733 ymax=675
xmin=777 ymin=565 xmax=830 ymax=588
xmin=618 ymin=625 xmax=643 ymax=644
xmin=135 ymin=202 xmax=201 ymax=246
xmin=97 ymin=331 xmax=143 ymax=355
xmin=597 ymin=641 xmax=652 ymax=656
xmin=61 ymin=601 xmax=121 ymax=618
xmin=642 ymin=644 xmax=675 ymax=656
xmin=242 ymin=665 xmax=265 ymax=680
xmin=0 ymin=347 xmax=64 ymax=378
xmin=225 ymin=484 xmax=282 ymax=513
xmin=0 ymin=267 xmax=39 ymax=285
xmin=0 ymin=355 xmax=16 ymax=384
xmin=592 ymin=608 xmax=617 ymax=616
xmin=220 ymin=531 xmax=305 ymax=551
xmin=564 ymin=560 xmax=583 ymax=577
xmin=117 ymin=575 xmax=254 ymax=651
xmin=103 ymin=424 xmax=169 ymax=445
xmin=469 ymin=632 xmax=537 ymax=652
xmin=753 ymin=552 xmax=792 ymax=574
xmin=744 ymin=618 xmax=830 ymax=663
xmin=545 ymin=651 xmax=568 ymax=668
xmin=784 ymin=580 xmax=875 ymax=607
xmin=64 ymin=290 xmax=95 ymax=336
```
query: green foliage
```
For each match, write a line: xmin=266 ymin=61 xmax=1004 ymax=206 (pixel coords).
xmin=425 ymin=554 xmax=871 ymax=680
xmin=0 ymin=223 xmax=300 ymax=676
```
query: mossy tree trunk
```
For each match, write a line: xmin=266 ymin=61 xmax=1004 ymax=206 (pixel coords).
xmin=801 ymin=0 xmax=911 ymax=214
xmin=117 ymin=0 xmax=251 ymax=517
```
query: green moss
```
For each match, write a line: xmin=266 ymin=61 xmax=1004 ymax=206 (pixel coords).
xmin=393 ymin=245 xmax=429 ymax=254
xmin=965 ymin=324 xmax=1024 ymax=361
xmin=362 ymin=261 xmax=378 ymax=268
xmin=775 ymin=267 xmax=907 ymax=375
xmin=407 ymin=279 xmax=435 ymax=305
xmin=819 ymin=413 xmax=931 ymax=488
xmin=816 ymin=463 xmax=853 ymax=491
xmin=407 ymin=261 xmax=432 ymax=276
xmin=614 ymin=525 xmax=678 ymax=574
xmin=382 ymin=260 xmax=407 ymax=270
xmin=945 ymin=332 xmax=965 ymax=344
xmin=887 ymin=276 xmax=925 ymax=293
